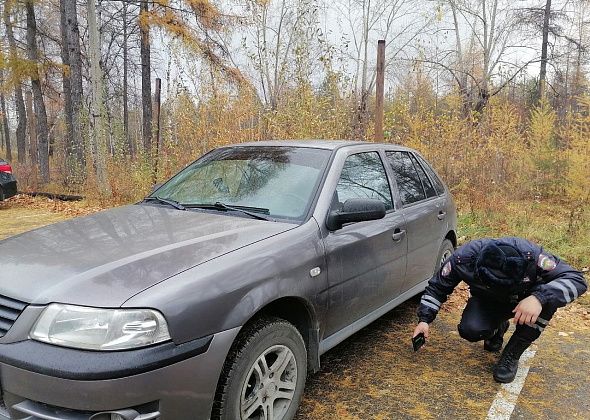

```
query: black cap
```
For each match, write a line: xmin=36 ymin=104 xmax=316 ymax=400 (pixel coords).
xmin=475 ymin=242 xmax=527 ymax=288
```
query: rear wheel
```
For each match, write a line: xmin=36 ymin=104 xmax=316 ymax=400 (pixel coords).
xmin=438 ymin=239 xmax=454 ymax=269
xmin=0 ymin=186 xmax=4 ymax=202
xmin=212 ymin=317 xmax=307 ymax=420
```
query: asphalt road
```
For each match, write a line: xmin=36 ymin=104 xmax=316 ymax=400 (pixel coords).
xmin=2 ymin=200 xmax=589 ymax=419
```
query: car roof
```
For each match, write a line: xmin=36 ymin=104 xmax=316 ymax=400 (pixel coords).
xmin=227 ymin=140 xmax=414 ymax=152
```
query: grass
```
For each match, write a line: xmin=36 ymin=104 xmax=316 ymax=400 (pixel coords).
xmin=457 ymin=198 xmax=590 ymax=269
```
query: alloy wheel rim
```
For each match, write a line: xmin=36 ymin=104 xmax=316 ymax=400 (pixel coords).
xmin=441 ymin=249 xmax=453 ymax=266
xmin=240 ymin=344 xmax=298 ymax=420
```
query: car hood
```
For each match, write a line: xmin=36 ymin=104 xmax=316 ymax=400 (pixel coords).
xmin=0 ymin=204 xmax=294 ymax=307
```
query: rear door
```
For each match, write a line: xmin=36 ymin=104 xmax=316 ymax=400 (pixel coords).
xmin=385 ymin=151 xmax=446 ymax=292
xmin=322 ymin=151 xmax=407 ymax=337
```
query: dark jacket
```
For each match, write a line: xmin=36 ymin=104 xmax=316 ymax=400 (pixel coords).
xmin=418 ymin=237 xmax=588 ymax=324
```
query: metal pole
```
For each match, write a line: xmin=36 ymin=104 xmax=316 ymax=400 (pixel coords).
xmin=375 ymin=40 xmax=385 ymax=142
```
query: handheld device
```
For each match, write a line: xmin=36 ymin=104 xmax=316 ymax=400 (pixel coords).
xmin=412 ymin=332 xmax=426 ymax=352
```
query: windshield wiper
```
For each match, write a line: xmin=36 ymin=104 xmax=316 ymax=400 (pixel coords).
xmin=185 ymin=202 xmax=273 ymax=221
xmin=143 ymin=196 xmax=186 ymax=210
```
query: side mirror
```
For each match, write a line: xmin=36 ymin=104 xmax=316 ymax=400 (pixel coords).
xmin=326 ymin=198 xmax=386 ymax=231
xmin=151 ymin=183 xmax=163 ymax=194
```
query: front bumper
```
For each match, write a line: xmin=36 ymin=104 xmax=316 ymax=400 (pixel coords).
xmin=0 ymin=327 xmax=240 ymax=420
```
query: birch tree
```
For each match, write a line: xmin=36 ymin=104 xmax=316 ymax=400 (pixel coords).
xmin=3 ymin=1 xmax=27 ymax=163
xmin=333 ymin=0 xmax=428 ymax=136
xmin=87 ymin=0 xmax=110 ymax=192
xmin=241 ymin=0 xmax=318 ymax=110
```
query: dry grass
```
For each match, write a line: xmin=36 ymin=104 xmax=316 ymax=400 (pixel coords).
xmin=1 ymin=194 xmax=589 ymax=418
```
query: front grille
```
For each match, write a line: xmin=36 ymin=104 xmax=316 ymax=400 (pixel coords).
xmin=0 ymin=294 xmax=27 ymax=337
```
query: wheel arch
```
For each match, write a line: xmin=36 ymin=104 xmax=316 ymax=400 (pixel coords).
xmin=240 ymin=296 xmax=320 ymax=374
xmin=445 ymin=230 xmax=457 ymax=248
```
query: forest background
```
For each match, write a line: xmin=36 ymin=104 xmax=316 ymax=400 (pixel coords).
xmin=0 ymin=0 xmax=589 ymax=267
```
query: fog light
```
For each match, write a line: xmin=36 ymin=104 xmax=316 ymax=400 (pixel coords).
xmin=90 ymin=410 xmax=140 ymax=420
xmin=91 ymin=408 xmax=160 ymax=420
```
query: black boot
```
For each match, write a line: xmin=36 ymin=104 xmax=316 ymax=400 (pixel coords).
xmin=484 ymin=321 xmax=509 ymax=352
xmin=493 ymin=335 xmax=532 ymax=383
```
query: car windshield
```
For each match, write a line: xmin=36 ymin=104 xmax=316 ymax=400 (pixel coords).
xmin=151 ymin=146 xmax=331 ymax=221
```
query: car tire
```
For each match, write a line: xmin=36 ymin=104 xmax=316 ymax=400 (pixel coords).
xmin=437 ymin=238 xmax=455 ymax=269
xmin=212 ymin=317 xmax=307 ymax=420
xmin=0 ymin=186 xmax=4 ymax=202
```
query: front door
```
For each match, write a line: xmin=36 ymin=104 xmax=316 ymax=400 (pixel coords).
xmin=323 ymin=151 xmax=407 ymax=337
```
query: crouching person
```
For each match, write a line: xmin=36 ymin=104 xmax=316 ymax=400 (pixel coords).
xmin=412 ymin=237 xmax=587 ymax=383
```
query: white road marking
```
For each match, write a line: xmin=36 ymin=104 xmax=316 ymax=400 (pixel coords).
xmin=486 ymin=345 xmax=537 ymax=420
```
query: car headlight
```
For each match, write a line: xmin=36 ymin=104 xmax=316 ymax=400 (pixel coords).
xmin=30 ymin=304 xmax=171 ymax=351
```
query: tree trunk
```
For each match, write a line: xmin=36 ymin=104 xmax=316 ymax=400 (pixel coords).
xmin=539 ymin=0 xmax=552 ymax=99
xmin=0 ymin=71 xmax=12 ymax=161
xmin=63 ymin=0 xmax=86 ymax=177
xmin=25 ymin=91 xmax=38 ymax=166
xmin=3 ymin=5 xmax=27 ymax=164
xmin=450 ymin=0 xmax=470 ymax=115
xmin=140 ymin=0 xmax=152 ymax=153
xmin=25 ymin=0 xmax=50 ymax=182
xmin=122 ymin=2 xmax=134 ymax=156
xmin=353 ymin=0 xmax=370 ymax=139
xmin=59 ymin=0 xmax=75 ymax=179
xmin=87 ymin=0 xmax=110 ymax=194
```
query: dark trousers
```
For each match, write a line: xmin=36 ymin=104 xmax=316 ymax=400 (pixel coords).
xmin=457 ymin=295 xmax=557 ymax=343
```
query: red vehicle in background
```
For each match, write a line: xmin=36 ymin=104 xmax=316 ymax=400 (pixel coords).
xmin=0 ymin=158 xmax=17 ymax=201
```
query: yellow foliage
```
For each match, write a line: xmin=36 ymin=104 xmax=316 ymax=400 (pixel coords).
xmin=563 ymin=96 xmax=590 ymax=204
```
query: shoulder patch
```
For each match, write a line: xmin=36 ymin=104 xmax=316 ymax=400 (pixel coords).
xmin=538 ymin=253 xmax=557 ymax=271
xmin=441 ymin=261 xmax=452 ymax=277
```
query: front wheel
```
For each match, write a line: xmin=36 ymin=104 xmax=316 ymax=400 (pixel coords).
xmin=212 ymin=317 xmax=307 ymax=420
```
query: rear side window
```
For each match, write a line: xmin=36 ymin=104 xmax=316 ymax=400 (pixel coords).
xmin=335 ymin=152 xmax=394 ymax=210
xmin=415 ymin=155 xmax=445 ymax=195
xmin=410 ymin=154 xmax=437 ymax=198
xmin=386 ymin=151 xmax=426 ymax=205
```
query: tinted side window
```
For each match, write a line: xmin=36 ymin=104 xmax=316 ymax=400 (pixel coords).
xmin=386 ymin=151 xmax=426 ymax=205
xmin=335 ymin=152 xmax=393 ymax=210
xmin=410 ymin=154 xmax=437 ymax=198
xmin=416 ymin=155 xmax=445 ymax=195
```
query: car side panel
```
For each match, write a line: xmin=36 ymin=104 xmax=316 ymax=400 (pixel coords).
xmin=123 ymin=219 xmax=329 ymax=344
xmin=400 ymin=197 xmax=447 ymax=292
xmin=321 ymin=210 xmax=407 ymax=337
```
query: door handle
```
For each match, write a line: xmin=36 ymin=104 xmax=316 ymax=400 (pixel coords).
xmin=437 ymin=211 xmax=446 ymax=220
xmin=392 ymin=228 xmax=406 ymax=242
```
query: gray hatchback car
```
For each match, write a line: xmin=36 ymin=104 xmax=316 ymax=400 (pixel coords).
xmin=0 ymin=141 xmax=456 ymax=420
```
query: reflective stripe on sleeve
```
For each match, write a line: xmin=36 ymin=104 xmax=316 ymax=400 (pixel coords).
xmin=548 ymin=281 xmax=573 ymax=303
xmin=420 ymin=300 xmax=440 ymax=312
xmin=536 ymin=317 xmax=549 ymax=326
xmin=557 ymin=279 xmax=580 ymax=300
xmin=422 ymin=295 xmax=442 ymax=308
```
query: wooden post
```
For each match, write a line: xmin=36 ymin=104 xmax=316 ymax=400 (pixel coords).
xmin=152 ymin=78 xmax=162 ymax=184
xmin=25 ymin=90 xmax=38 ymax=166
xmin=375 ymin=39 xmax=385 ymax=142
